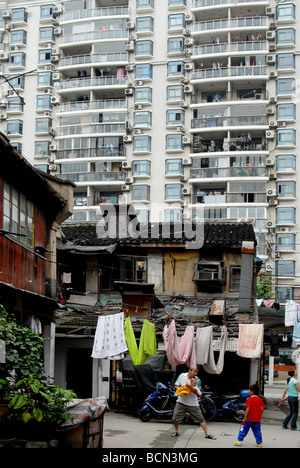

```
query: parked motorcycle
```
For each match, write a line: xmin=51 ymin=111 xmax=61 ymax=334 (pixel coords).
xmin=139 ymin=382 xmax=217 ymax=422
xmin=214 ymin=389 xmax=250 ymax=422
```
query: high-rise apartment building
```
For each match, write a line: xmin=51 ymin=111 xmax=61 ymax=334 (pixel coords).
xmin=0 ymin=0 xmax=298 ymax=303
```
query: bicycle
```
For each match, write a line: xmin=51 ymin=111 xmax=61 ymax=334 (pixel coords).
xmin=198 ymin=392 xmax=217 ymax=422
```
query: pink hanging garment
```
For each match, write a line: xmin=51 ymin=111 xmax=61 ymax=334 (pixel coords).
xmin=237 ymin=323 xmax=264 ymax=359
xmin=163 ymin=319 xmax=196 ymax=369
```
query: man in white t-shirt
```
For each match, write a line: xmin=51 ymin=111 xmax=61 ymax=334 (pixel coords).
xmin=171 ymin=368 xmax=216 ymax=439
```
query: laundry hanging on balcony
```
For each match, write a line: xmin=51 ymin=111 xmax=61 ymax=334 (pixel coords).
xmin=91 ymin=312 xmax=128 ymax=360
xmin=124 ymin=316 xmax=157 ymax=366
xmin=285 ymin=300 xmax=299 ymax=327
xmin=237 ymin=323 xmax=264 ymax=359
xmin=162 ymin=319 xmax=196 ymax=369
xmin=195 ymin=325 xmax=228 ymax=374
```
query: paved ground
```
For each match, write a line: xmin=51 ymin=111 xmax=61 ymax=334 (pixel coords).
xmin=102 ymin=381 xmax=300 ymax=450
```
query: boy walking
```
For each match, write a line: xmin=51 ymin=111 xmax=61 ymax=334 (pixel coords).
xmin=234 ymin=384 xmax=265 ymax=447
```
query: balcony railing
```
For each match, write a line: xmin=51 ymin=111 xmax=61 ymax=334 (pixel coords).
xmin=190 ymin=166 xmax=267 ymax=178
xmin=56 ymin=123 xmax=126 ymax=137
xmin=192 ymin=16 xmax=268 ymax=32
xmin=191 ymin=115 xmax=268 ymax=128
xmin=56 ymin=148 xmax=126 ymax=159
xmin=193 ymin=41 xmax=268 ymax=57
xmin=60 ymin=29 xmax=129 ymax=44
xmin=58 ymin=99 xmax=126 ymax=113
xmin=61 ymin=6 xmax=129 ymax=22
xmin=59 ymin=75 xmax=127 ymax=90
xmin=192 ymin=90 xmax=268 ymax=104
xmin=193 ymin=0 xmax=267 ymax=7
xmin=59 ymin=52 xmax=128 ymax=67
xmin=191 ymin=66 xmax=268 ymax=81
xmin=58 ymin=171 xmax=126 ymax=183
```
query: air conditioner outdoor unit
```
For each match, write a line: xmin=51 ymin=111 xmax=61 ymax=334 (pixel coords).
xmin=183 ymin=136 xmax=191 ymax=145
xmin=179 ymin=100 xmax=187 ymax=108
xmin=267 ymin=189 xmax=276 ymax=196
xmin=54 ymin=27 xmax=62 ymax=35
xmin=266 ymin=159 xmax=274 ymax=166
xmin=126 ymin=22 xmax=135 ymax=30
xmin=269 ymin=173 xmax=277 ymax=180
xmin=0 ymin=52 xmax=8 ymax=61
xmin=266 ymin=7 xmax=275 ymax=16
xmin=269 ymin=44 xmax=277 ymax=52
xmin=266 ymin=31 xmax=276 ymax=41
xmin=269 ymin=121 xmax=277 ymax=127
xmin=267 ymin=221 xmax=275 ymax=228
xmin=183 ymin=158 xmax=192 ymax=165
xmin=0 ymin=113 xmax=7 ymax=120
xmin=49 ymin=164 xmax=57 ymax=171
xmin=125 ymin=88 xmax=133 ymax=95
xmin=52 ymin=73 xmax=60 ymax=81
xmin=177 ymin=126 xmax=185 ymax=132
xmin=182 ymin=188 xmax=190 ymax=195
xmin=184 ymin=38 xmax=194 ymax=46
xmin=126 ymin=42 xmax=134 ymax=52
xmin=53 ymin=5 xmax=63 ymax=14
xmin=184 ymin=48 xmax=192 ymax=55
xmin=121 ymin=185 xmax=130 ymax=191
xmin=135 ymin=80 xmax=144 ymax=86
xmin=266 ymin=263 xmax=273 ymax=270
xmin=125 ymin=177 xmax=134 ymax=184
xmin=184 ymin=85 xmax=193 ymax=93
xmin=50 ymin=144 xmax=57 ymax=151
xmin=267 ymin=55 xmax=276 ymax=64
xmin=185 ymin=14 xmax=194 ymax=23
xmin=123 ymin=135 xmax=132 ymax=143
xmin=122 ymin=161 xmax=131 ymax=169
xmin=269 ymin=71 xmax=277 ymax=79
xmin=185 ymin=63 xmax=193 ymax=71
xmin=2 ymin=10 xmax=11 ymax=18
xmin=51 ymin=96 xmax=60 ymax=104
xmin=134 ymin=104 xmax=143 ymax=110
xmin=269 ymin=199 xmax=278 ymax=206
xmin=267 ymin=108 xmax=275 ymax=115
xmin=269 ymin=97 xmax=277 ymax=104
xmin=279 ymin=227 xmax=290 ymax=232
xmin=266 ymin=130 xmax=275 ymax=139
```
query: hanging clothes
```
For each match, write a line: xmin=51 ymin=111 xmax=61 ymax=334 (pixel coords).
xmin=162 ymin=319 xmax=196 ymax=369
xmin=124 ymin=317 xmax=157 ymax=366
xmin=285 ymin=300 xmax=298 ymax=327
xmin=263 ymin=299 xmax=275 ymax=308
xmin=292 ymin=322 xmax=300 ymax=345
xmin=270 ymin=334 xmax=280 ymax=357
xmin=91 ymin=312 xmax=128 ymax=360
xmin=195 ymin=325 xmax=228 ymax=374
xmin=256 ymin=299 xmax=263 ymax=307
xmin=237 ymin=324 xmax=264 ymax=359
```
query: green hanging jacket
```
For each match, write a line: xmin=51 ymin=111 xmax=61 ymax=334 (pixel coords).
xmin=124 ymin=316 xmax=157 ymax=366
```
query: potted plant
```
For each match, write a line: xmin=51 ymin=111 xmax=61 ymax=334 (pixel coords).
xmin=0 ymin=306 xmax=76 ymax=439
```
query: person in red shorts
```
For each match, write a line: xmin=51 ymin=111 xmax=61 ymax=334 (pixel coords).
xmin=234 ymin=383 xmax=265 ymax=447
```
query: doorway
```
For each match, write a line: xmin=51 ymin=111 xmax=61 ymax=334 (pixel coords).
xmin=66 ymin=348 xmax=93 ymax=398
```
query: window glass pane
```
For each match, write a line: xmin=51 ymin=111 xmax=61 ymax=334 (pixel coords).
xmin=277 ymin=53 xmax=294 ymax=69
xmin=277 ymin=129 xmax=295 ymax=146
xmin=277 ymin=104 xmax=295 ymax=120
xmin=277 ymin=78 xmax=295 ymax=95
xmin=276 ymin=154 xmax=295 ymax=172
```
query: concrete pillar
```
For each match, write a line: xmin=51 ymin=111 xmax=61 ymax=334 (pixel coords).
xmin=43 ymin=322 xmax=56 ymax=383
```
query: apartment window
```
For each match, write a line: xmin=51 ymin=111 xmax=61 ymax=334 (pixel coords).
xmin=167 ymin=85 xmax=184 ymax=101
xmin=10 ymin=142 xmax=22 ymax=153
xmin=167 ymin=61 xmax=184 ymax=76
xmin=277 ymin=103 xmax=295 ymax=121
xmin=169 ymin=0 xmax=186 ymax=6
xmin=277 ymin=53 xmax=295 ymax=70
xmin=132 ymin=160 xmax=151 ymax=176
xmin=137 ymin=0 xmax=154 ymax=9
xmin=136 ymin=209 xmax=149 ymax=223
xmin=276 ymin=4 xmax=295 ymax=21
xmin=277 ymin=181 xmax=295 ymax=198
xmin=277 ymin=207 xmax=295 ymax=224
xmin=168 ymin=13 xmax=185 ymax=30
xmin=166 ymin=134 xmax=183 ymax=150
xmin=39 ymin=27 xmax=55 ymax=43
xmin=11 ymin=30 xmax=27 ymax=45
xmin=276 ymin=154 xmax=296 ymax=172
xmin=37 ymin=71 xmax=53 ymax=87
xmin=168 ymin=37 xmax=184 ymax=54
xmin=38 ymin=49 xmax=52 ymax=64
xmin=35 ymin=117 xmax=52 ymax=133
xmin=8 ymin=75 xmax=24 ymax=90
xmin=34 ymin=141 xmax=50 ymax=156
xmin=277 ymin=233 xmax=295 ymax=251
xmin=9 ymin=52 xmax=26 ymax=68
xmin=277 ymin=129 xmax=296 ymax=147
xmin=229 ymin=207 xmax=266 ymax=229
xmin=133 ymin=135 xmax=151 ymax=152
xmin=165 ymin=159 xmax=182 ymax=175
xmin=135 ymin=63 xmax=153 ymax=80
xmin=165 ymin=183 xmax=182 ymax=200
xmin=136 ymin=16 xmax=154 ymax=34
xmin=135 ymin=87 xmax=152 ymax=103
xmin=3 ymin=181 xmax=34 ymax=247
xmin=277 ymin=28 xmax=295 ymax=46
xmin=166 ymin=109 xmax=185 ymax=126
xmin=134 ymin=111 xmax=152 ymax=127
xmin=277 ymin=288 xmax=293 ymax=303
xmin=11 ymin=8 xmax=28 ymax=23
xmin=61 ymin=162 xmax=88 ymax=174
xmin=277 ymin=78 xmax=295 ymax=96
xmin=164 ymin=209 xmax=182 ymax=222
xmin=132 ymin=185 xmax=150 ymax=201
xmin=7 ymin=120 xmax=23 ymax=135
xmin=230 ymin=267 xmax=241 ymax=292
xmin=135 ymin=40 xmax=153 ymax=56
xmin=36 ymin=94 xmax=52 ymax=110
xmin=40 ymin=5 xmax=54 ymax=20
xmin=277 ymin=260 xmax=295 ymax=277
xmin=7 ymin=97 xmax=24 ymax=112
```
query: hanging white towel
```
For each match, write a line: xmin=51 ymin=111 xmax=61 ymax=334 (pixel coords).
xmin=285 ymin=300 xmax=298 ymax=327
xmin=292 ymin=322 xmax=300 ymax=345
xmin=91 ymin=312 xmax=128 ymax=360
xmin=196 ymin=325 xmax=228 ymax=374
xmin=195 ymin=326 xmax=212 ymax=365
xmin=256 ymin=299 xmax=263 ymax=307
xmin=237 ymin=324 xmax=264 ymax=359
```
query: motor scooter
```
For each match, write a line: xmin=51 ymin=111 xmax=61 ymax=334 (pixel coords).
xmin=139 ymin=382 xmax=177 ymax=422
xmin=215 ymin=389 xmax=250 ymax=422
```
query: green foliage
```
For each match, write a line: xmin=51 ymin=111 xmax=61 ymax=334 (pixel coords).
xmin=256 ymin=272 xmax=275 ymax=299
xmin=0 ymin=305 xmax=76 ymax=424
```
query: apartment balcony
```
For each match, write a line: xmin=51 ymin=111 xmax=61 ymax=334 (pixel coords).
xmin=191 ymin=89 xmax=269 ymax=105
xmin=57 ymin=75 xmax=128 ymax=93
xmin=60 ymin=29 xmax=129 ymax=46
xmin=192 ymin=41 xmax=268 ymax=59
xmin=57 ymin=99 xmax=127 ymax=115
xmin=58 ymin=53 xmax=128 ymax=70
xmin=56 ymin=147 xmax=126 ymax=161
xmin=60 ymin=6 xmax=129 ymax=23
xmin=192 ymin=16 xmax=268 ymax=36
xmin=192 ymin=0 xmax=268 ymax=9
xmin=191 ymin=115 xmax=268 ymax=132
xmin=191 ymin=65 xmax=269 ymax=83
xmin=58 ymin=171 xmax=126 ymax=186
xmin=56 ymin=122 xmax=126 ymax=137
xmin=189 ymin=166 xmax=267 ymax=181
